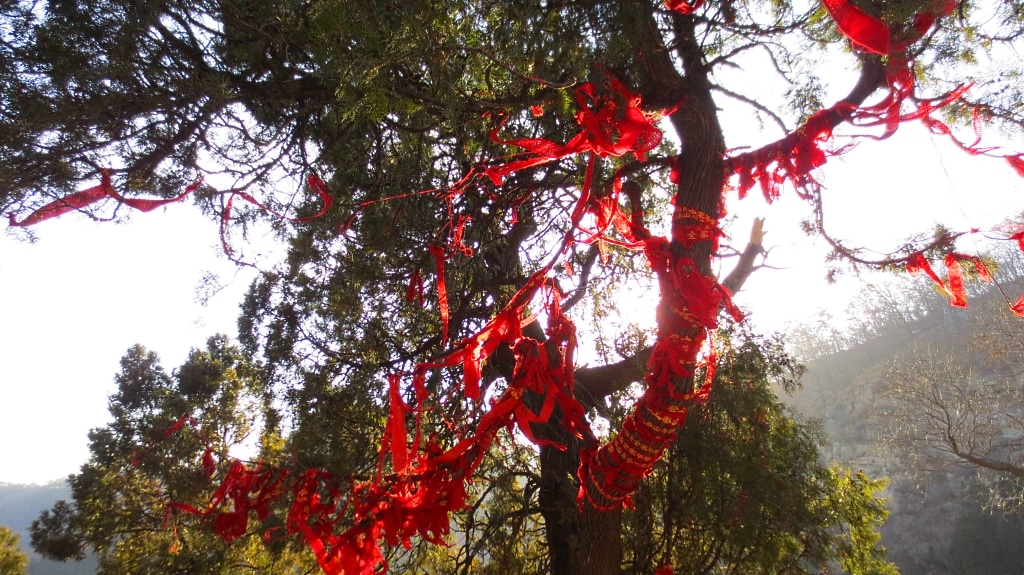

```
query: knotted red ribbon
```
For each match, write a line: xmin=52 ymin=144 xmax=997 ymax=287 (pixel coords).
xmin=484 ymin=75 xmax=665 ymax=186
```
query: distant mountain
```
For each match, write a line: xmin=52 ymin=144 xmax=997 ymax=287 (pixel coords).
xmin=0 ymin=481 xmax=97 ymax=575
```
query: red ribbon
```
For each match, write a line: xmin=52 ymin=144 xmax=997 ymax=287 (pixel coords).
xmin=484 ymin=75 xmax=664 ymax=186
xmin=427 ymin=245 xmax=450 ymax=347
xmin=906 ymin=252 xmax=948 ymax=294
xmin=10 ymin=172 xmax=333 ymax=257
xmin=907 ymin=252 xmax=993 ymax=309
xmin=170 ymin=69 xmax=756 ymax=573
xmin=382 ymin=373 xmax=410 ymax=474
xmin=1011 ymin=296 xmax=1024 ymax=317
xmin=821 ymin=0 xmax=890 ymax=55
xmin=944 ymin=254 xmax=967 ymax=308
xmin=665 ymin=0 xmax=705 ymax=14
xmin=8 ymin=170 xmax=199 ymax=227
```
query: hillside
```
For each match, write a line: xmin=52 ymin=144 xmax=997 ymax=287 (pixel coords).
xmin=783 ymin=273 xmax=1024 ymax=575
xmin=0 ymin=482 xmax=96 ymax=575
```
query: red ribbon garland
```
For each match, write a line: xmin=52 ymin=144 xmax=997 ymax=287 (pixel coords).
xmin=8 ymin=170 xmax=200 ymax=227
xmin=725 ymin=0 xmax=1024 ymax=205
xmin=176 ymin=79 xmax=670 ymax=573
xmin=483 ymin=75 xmax=666 ymax=186
xmin=9 ymin=172 xmax=332 ymax=233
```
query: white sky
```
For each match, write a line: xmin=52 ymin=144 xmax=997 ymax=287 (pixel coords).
xmin=2 ymin=68 xmax=1023 ymax=485
xmin=0 ymin=210 xmax=263 ymax=484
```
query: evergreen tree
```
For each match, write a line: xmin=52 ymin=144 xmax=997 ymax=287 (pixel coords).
xmin=0 ymin=527 xmax=29 ymax=575
xmin=622 ymin=328 xmax=896 ymax=575
xmin=31 ymin=338 xmax=318 ymax=575
xmin=4 ymin=0 xmax=1023 ymax=573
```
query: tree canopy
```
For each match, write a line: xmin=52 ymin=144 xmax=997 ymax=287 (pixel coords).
xmin=5 ymin=0 xmax=1024 ymax=573
xmin=0 ymin=526 xmax=29 ymax=575
xmin=31 ymin=339 xmax=320 ymax=575
xmin=33 ymin=329 xmax=900 ymax=575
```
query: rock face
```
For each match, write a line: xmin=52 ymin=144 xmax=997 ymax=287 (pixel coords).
xmin=781 ymin=284 xmax=1024 ymax=575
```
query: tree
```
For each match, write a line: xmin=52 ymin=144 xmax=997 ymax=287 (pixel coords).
xmin=878 ymin=273 xmax=1024 ymax=512
xmin=947 ymin=492 xmax=1024 ymax=575
xmin=31 ymin=338 xmax=319 ymax=575
xmin=5 ymin=0 xmax=1024 ymax=573
xmin=620 ymin=328 xmax=896 ymax=575
xmin=0 ymin=527 xmax=29 ymax=575
xmin=32 ymin=327 xmax=899 ymax=575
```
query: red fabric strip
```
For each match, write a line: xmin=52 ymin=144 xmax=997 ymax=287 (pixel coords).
xmin=428 ymin=245 xmax=450 ymax=347
xmin=386 ymin=373 xmax=409 ymax=473
xmin=8 ymin=171 xmax=206 ymax=227
xmin=11 ymin=173 xmax=332 ymax=253
xmin=406 ymin=269 xmax=424 ymax=307
xmin=1011 ymin=230 xmax=1024 ymax=252
xmin=821 ymin=0 xmax=890 ymax=55
xmin=1008 ymin=155 xmax=1024 ymax=178
xmin=8 ymin=171 xmax=114 ymax=226
xmin=944 ymin=254 xmax=967 ymax=308
xmin=665 ymin=0 xmax=705 ymax=14
xmin=906 ymin=252 xmax=948 ymax=295
xmin=1011 ymin=295 xmax=1024 ymax=317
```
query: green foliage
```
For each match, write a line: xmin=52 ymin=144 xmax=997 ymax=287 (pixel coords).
xmin=0 ymin=526 xmax=29 ymax=575
xmin=30 ymin=339 xmax=317 ymax=575
xmin=621 ymin=328 xmax=896 ymax=575
xmin=29 ymin=502 xmax=83 ymax=563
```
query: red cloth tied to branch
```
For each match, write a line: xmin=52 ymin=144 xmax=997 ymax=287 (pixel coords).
xmin=176 ymin=70 xmax=744 ymax=573
xmin=727 ymin=105 xmax=849 ymax=202
xmin=427 ymin=245 xmax=451 ymax=346
xmin=382 ymin=373 xmax=411 ymax=474
xmin=822 ymin=0 xmax=959 ymax=56
xmin=8 ymin=172 xmax=332 ymax=233
xmin=1011 ymin=296 xmax=1024 ymax=317
xmin=1008 ymin=155 xmax=1024 ymax=177
xmin=168 ymin=460 xmax=291 ymax=543
xmin=8 ymin=170 xmax=200 ymax=227
xmin=906 ymin=252 xmax=993 ymax=308
xmin=821 ymin=0 xmax=891 ymax=54
xmin=484 ymin=75 xmax=664 ymax=186
xmin=580 ymin=218 xmax=740 ymax=510
xmin=665 ymin=0 xmax=705 ymax=14
xmin=218 ymin=175 xmax=333 ymax=252
xmin=727 ymin=0 xmax=987 ymax=203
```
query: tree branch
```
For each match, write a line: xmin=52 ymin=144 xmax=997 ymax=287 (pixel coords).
xmin=722 ymin=217 xmax=764 ymax=293
xmin=574 ymin=218 xmax=765 ymax=404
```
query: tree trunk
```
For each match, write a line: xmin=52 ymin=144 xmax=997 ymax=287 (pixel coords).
xmin=539 ymin=5 xmax=887 ymax=572
xmin=547 ymin=8 xmax=726 ymax=575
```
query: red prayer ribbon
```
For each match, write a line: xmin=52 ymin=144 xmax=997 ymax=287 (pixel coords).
xmin=177 ymin=68 xmax=746 ymax=575
xmin=821 ymin=0 xmax=890 ymax=55
xmin=484 ymin=75 xmax=665 ymax=186
xmin=664 ymin=0 xmax=705 ymax=14
xmin=8 ymin=170 xmax=199 ymax=227
xmin=9 ymin=172 xmax=334 ymax=257
xmin=427 ymin=245 xmax=451 ymax=347
xmin=906 ymin=252 xmax=993 ymax=309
